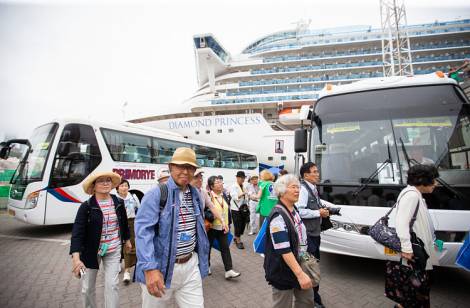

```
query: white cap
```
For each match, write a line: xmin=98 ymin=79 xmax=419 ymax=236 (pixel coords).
xmin=157 ymin=168 xmax=170 ymax=181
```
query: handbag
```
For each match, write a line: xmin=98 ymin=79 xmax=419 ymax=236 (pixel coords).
xmin=203 ymin=206 xmax=214 ymax=232
xmin=299 ymin=252 xmax=321 ymax=287
xmin=411 ymin=231 xmax=429 ymax=271
xmin=369 ymin=192 xmax=420 ymax=253
xmin=385 ymin=260 xmax=430 ymax=306
xmin=320 ymin=216 xmax=333 ymax=231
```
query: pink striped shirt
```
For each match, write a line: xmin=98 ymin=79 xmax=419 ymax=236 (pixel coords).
xmin=97 ymin=199 xmax=120 ymax=253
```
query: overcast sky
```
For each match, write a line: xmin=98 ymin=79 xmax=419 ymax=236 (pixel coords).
xmin=1 ymin=0 xmax=469 ymax=139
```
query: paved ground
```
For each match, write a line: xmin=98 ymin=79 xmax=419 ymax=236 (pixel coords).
xmin=0 ymin=212 xmax=469 ymax=308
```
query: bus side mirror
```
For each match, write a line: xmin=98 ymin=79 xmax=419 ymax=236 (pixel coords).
xmin=0 ymin=143 xmax=11 ymax=160
xmin=295 ymin=129 xmax=308 ymax=153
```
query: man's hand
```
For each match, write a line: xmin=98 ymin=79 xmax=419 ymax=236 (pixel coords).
xmin=319 ymin=208 xmax=329 ymax=218
xmin=296 ymin=271 xmax=313 ymax=290
xmin=145 ymin=269 xmax=165 ymax=297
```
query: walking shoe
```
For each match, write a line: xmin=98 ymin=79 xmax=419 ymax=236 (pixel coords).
xmin=236 ymin=241 xmax=244 ymax=249
xmin=248 ymin=231 xmax=256 ymax=235
xmin=208 ymin=267 xmax=212 ymax=276
xmin=225 ymin=270 xmax=241 ymax=279
xmin=123 ymin=271 xmax=131 ymax=284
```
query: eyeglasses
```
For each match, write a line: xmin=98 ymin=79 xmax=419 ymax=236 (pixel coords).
xmin=173 ymin=164 xmax=197 ymax=172
xmin=95 ymin=178 xmax=112 ymax=184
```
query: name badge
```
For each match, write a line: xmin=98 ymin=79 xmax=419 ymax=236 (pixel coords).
xmin=179 ymin=232 xmax=192 ymax=242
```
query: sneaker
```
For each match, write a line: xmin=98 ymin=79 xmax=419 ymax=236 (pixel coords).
xmin=123 ymin=271 xmax=131 ymax=284
xmin=208 ymin=267 xmax=212 ymax=276
xmin=225 ymin=270 xmax=241 ymax=279
xmin=248 ymin=231 xmax=255 ymax=235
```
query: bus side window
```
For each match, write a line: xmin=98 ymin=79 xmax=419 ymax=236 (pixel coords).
xmin=50 ymin=124 xmax=102 ymax=188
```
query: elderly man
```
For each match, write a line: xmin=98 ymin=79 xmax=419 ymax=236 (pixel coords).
xmin=135 ymin=147 xmax=210 ymax=308
xmin=297 ymin=162 xmax=333 ymax=308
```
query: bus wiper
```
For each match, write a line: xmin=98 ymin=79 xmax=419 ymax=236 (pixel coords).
xmin=399 ymin=138 xmax=468 ymax=201
xmin=352 ymin=141 xmax=394 ymax=197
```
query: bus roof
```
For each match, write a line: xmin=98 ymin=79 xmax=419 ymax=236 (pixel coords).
xmin=49 ymin=117 xmax=258 ymax=156
xmin=318 ymin=72 xmax=458 ymax=100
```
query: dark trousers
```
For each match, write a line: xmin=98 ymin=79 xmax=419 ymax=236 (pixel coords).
xmin=307 ymin=235 xmax=323 ymax=305
xmin=208 ymin=229 xmax=233 ymax=271
xmin=231 ymin=209 xmax=249 ymax=238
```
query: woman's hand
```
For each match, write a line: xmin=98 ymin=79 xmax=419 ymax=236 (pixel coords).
xmin=125 ymin=240 xmax=132 ymax=253
xmin=72 ymin=254 xmax=85 ymax=278
xmin=401 ymin=252 xmax=413 ymax=260
xmin=296 ymin=271 xmax=313 ymax=290
xmin=223 ymin=223 xmax=229 ymax=234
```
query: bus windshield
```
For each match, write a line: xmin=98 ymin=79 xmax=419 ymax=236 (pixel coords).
xmin=312 ymin=85 xmax=470 ymax=186
xmin=10 ymin=123 xmax=58 ymax=199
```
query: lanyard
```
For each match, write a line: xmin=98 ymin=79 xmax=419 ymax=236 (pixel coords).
xmin=292 ymin=211 xmax=303 ymax=243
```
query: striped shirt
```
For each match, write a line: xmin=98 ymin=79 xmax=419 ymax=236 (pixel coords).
xmin=98 ymin=198 xmax=120 ymax=253
xmin=270 ymin=209 xmax=307 ymax=255
xmin=176 ymin=189 xmax=197 ymax=257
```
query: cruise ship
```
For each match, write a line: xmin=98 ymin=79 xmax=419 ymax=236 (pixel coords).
xmin=131 ymin=19 xmax=470 ymax=171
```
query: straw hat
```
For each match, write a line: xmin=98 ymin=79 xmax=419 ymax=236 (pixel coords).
xmin=194 ymin=169 xmax=204 ymax=177
xmin=169 ymin=147 xmax=199 ymax=167
xmin=82 ymin=171 xmax=121 ymax=195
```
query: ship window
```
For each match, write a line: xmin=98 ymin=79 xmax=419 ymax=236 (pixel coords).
xmin=217 ymin=129 xmax=223 ymax=133
xmin=195 ymin=131 xmax=200 ymax=135
xmin=281 ymin=156 xmax=287 ymax=160
xmin=268 ymin=156 xmax=273 ymax=161
xmin=205 ymin=130 xmax=210 ymax=134
xmin=229 ymin=128 xmax=234 ymax=133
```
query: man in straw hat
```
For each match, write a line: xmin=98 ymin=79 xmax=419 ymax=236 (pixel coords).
xmin=135 ymin=147 xmax=210 ymax=308
xmin=70 ymin=171 xmax=131 ymax=308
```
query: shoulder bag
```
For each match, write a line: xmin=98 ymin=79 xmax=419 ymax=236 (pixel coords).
xmin=276 ymin=204 xmax=321 ymax=287
xmin=368 ymin=192 xmax=420 ymax=253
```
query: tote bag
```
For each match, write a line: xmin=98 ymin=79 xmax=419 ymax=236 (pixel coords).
xmin=212 ymin=232 xmax=233 ymax=251
xmin=253 ymin=218 xmax=269 ymax=254
xmin=455 ymin=232 xmax=470 ymax=271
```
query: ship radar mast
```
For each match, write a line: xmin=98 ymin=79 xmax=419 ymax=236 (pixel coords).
xmin=380 ymin=0 xmax=414 ymax=76
xmin=293 ymin=19 xmax=312 ymax=40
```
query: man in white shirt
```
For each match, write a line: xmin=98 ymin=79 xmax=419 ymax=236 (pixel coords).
xmin=230 ymin=171 xmax=250 ymax=249
xmin=296 ymin=162 xmax=330 ymax=308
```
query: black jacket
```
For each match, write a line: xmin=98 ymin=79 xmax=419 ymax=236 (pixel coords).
xmin=264 ymin=203 xmax=301 ymax=290
xmin=70 ymin=194 xmax=130 ymax=269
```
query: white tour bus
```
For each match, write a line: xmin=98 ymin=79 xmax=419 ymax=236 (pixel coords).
xmin=294 ymin=72 xmax=470 ymax=267
xmin=0 ymin=118 xmax=258 ymax=225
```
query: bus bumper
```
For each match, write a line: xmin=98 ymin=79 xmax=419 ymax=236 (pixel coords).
xmin=320 ymin=229 xmax=462 ymax=268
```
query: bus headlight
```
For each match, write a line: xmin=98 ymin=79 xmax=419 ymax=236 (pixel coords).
xmin=25 ymin=191 xmax=39 ymax=209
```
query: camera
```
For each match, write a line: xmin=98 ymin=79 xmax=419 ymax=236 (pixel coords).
xmin=326 ymin=206 xmax=341 ymax=216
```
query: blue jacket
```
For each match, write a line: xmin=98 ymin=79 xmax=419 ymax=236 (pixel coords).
xmin=135 ymin=177 xmax=210 ymax=288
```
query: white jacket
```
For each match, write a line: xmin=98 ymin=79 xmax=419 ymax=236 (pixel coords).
xmin=395 ymin=185 xmax=438 ymax=270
